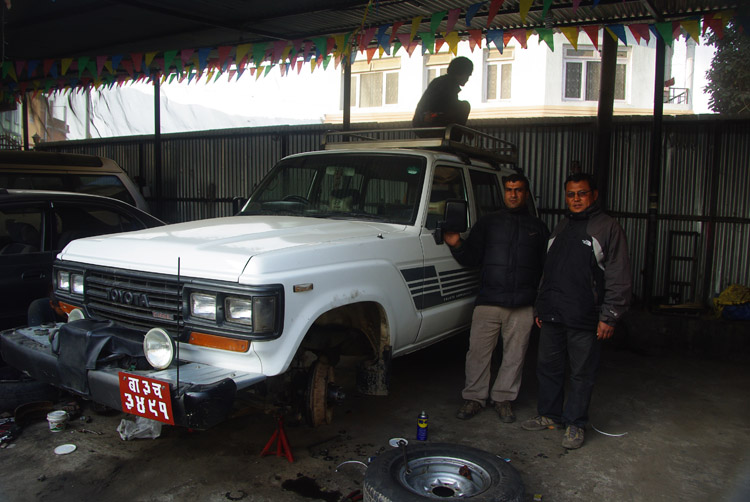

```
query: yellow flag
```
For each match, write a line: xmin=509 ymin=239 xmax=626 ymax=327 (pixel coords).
xmin=236 ymin=44 xmax=251 ymax=65
xmin=561 ymin=27 xmax=579 ymax=50
xmin=681 ymin=20 xmax=700 ymax=43
xmin=61 ymin=58 xmax=73 ymax=76
xmin=445 ymin=31 xmax=460 ymax=55
xmin=519 ymin=0 xmax=533 ymax=24
xmin=410 ymin=16 xmax=423 ymax=42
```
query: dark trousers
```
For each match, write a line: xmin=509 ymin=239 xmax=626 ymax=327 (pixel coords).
xmin=536 ymin=322 xmax=601 ymax=427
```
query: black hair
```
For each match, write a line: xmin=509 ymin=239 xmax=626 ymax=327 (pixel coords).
xmin=501 ymin=173 xmax=529 ymax=191
xmin=564 ymin=172 xmax=597 ymax=191
xmin=447 ymin=56 xmax=473 ymax=76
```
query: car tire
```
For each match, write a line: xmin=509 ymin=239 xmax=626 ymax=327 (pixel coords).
xmin=363 ymin=442 xmax=524 ymax=502
xmin=0 ymin=366 xmax=59 ymax=413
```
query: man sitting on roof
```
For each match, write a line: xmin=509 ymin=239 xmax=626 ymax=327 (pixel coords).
xmin=412 ymin=56 xmax=473 ymax=138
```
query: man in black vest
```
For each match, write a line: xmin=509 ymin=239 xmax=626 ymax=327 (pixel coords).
xmin=444 ymin=174 xmax=549 ymax=423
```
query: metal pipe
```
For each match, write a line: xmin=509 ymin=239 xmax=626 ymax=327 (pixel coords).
xmin=22 ymin=93 xmax=29 ymax=150
xmin=594 ymin=33 xmax=617 ymax=210
xmin=154 ymin=77 xmax=163 ymax=218
xmin=343 ymin=53 xmax=351 ymax=133
xmin=643 ymin=37 xmax=666 ymax=305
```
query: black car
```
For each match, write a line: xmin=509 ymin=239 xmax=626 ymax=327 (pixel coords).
xmin=0 ymin=189 xmax=164 ymax=329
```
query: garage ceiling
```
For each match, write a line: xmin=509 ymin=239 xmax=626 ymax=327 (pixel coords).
xmin=0 ymin=0 xmax=743 ymax=95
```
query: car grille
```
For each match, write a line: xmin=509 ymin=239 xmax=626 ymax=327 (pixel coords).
xmin=85 ymin=269 xmax=183 ymax=333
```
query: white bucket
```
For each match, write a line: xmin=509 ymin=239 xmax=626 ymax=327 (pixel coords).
xmin=47 ymin=410 xmax=69 ymax=432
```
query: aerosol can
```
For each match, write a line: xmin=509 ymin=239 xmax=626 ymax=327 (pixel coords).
xmin=417 ymin=410 xmax=428 ymax=441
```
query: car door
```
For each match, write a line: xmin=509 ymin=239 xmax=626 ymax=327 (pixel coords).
xmin=0 ymin=202 xmax=54 ymax=329
xmin=415 ymin=164 xmax=478 ymax=343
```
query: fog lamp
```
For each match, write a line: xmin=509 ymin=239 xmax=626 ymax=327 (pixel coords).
xmin=143 ymin=328 xmax=174 ymax=370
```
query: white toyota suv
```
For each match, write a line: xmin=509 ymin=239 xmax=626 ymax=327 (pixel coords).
xmin=1 ymin=126 xmax=528 ymax=429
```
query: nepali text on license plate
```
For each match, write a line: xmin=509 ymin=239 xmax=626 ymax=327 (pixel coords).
xmin=118 ymin=372 xmax=175 ymax=425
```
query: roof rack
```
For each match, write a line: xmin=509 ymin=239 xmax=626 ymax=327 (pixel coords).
xmin=323 ymin=125 xmax=517 ymax=166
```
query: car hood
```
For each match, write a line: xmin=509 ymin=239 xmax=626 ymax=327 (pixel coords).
xmin=58 ymin=216 xmax=404 ymax=281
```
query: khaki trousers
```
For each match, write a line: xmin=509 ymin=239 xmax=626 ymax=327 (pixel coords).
xmin=462 ymin=304 xmax=534 ymax=405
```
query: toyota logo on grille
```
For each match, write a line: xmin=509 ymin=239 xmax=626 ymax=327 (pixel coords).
xmin=108 ymin=288 xmax=150 ymax=308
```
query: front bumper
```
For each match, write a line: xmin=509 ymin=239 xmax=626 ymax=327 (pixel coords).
xmin=0 ymin=320 xmax=266 ymax=429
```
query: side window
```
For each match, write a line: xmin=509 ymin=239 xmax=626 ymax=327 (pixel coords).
xmin=53 ymin=204 xmax=136 ymax=250
xmin=469 ymin=170 xmax=503 ymax=217
xmin=426 ymin=166 xmax=466 ymax=230
xmin=77 ymin=175 xmax=135 ymax=206
xmin=0 ymin=206 xmax=43 ymax=254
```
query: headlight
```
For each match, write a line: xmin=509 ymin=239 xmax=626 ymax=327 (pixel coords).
xmin=57 ymin=271 xmax=70 ymax=291
xmin=225 ymin=297 xmax=252 ymax=325
xmin=191 ymin=293 xmax=216 ymax=320
xmin=143 ymin=328 xmax=174 ymax=370
xmin=71 ymin=274 xmax=85 ymax=294
xmin=67 ymin=308 xmax=86 ymax=322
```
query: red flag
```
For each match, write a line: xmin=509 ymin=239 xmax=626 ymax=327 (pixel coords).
xmin=130 ymin=53 xmax=143 ymax=72
xmin=486 ymin=0 xmax=505 ymax=28
xmin=468 ymin=29 xmax=483 ymax=51
xmin=582 ymin=25 xmax=600 ymax=51
xmin=390 ymin=22 xmax=404 ymax=43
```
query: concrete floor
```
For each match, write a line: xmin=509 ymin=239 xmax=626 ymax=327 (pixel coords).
xmin=1 ymin=323 xmax=749 ymax=502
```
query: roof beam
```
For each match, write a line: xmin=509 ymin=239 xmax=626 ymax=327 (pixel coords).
xmin=639 ymin=0 xmax=664 ymax=23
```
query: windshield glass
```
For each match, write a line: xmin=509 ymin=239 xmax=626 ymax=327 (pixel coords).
xmin=240 ymin=153 xmax=426 ymax=225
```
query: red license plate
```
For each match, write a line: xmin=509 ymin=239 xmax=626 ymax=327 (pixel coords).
xmin=118 ymin=372 xmax=175 ymax=425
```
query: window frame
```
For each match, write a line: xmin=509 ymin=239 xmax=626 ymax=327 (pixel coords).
xmin=484 ymin=47 xmax=514 ymax=102
xmin=562 ymin=45 xmax=630 ymax=103
xmin=349 ymin=56 xmax=401 ymax=109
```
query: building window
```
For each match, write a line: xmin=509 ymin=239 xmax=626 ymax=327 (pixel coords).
xmin=485 ymin=48 xmax=513 ymax=100
xmin=424 ymin=53 xmax=452 ymax=85
xmin=563 ymin=46 xmax=628 ymax=101
xmin=350 ymin=57 xmax=401 ymax=108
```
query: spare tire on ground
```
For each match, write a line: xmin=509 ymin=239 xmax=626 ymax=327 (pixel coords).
xmin=363 ymin=442 xmax=524 ymax=502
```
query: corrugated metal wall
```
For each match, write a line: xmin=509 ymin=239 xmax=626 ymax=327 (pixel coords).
xmin=39 ymin=116 xmax=750 ymax=304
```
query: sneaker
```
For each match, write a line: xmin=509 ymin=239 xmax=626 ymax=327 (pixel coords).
xmin=521 ymin=415 xmax=558 ymax=431
xmin=455 ymin=400 xmax=483 ymax=420
xmin=494 ymin=400 xmax=515 ymax=423
xmin=562 ymin=425 xmax=585 ymax=449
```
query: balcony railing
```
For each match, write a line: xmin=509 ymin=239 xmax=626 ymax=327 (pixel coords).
xmin=664 ymin=87 xmax=689 ymax=104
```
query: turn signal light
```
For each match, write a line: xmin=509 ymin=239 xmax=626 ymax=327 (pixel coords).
xmin=188 ymin=332 xmax=249 ymax=352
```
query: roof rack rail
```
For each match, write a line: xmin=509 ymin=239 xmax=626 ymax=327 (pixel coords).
xmin=323 ymin=125 xmax=517 ymax=166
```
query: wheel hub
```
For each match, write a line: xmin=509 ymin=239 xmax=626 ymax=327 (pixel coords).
xmin=398 ymin=455 xmax=492 ymax=498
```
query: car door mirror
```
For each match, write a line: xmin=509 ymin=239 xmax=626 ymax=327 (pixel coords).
xmin=433 ymin=199 xmax=468 ymax=245
xmin=232 ymin=196 xmax=247 ymax=215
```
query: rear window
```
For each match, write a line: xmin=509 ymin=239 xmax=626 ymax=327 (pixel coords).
xmin=0 ymin=173 xmax=135 ymax=206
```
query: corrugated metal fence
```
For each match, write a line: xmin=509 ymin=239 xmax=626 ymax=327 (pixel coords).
xmin=40 ymin=116 xmax=750 ymax=305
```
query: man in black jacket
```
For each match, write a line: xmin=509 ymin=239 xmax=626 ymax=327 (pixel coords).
xmin=522 ymin=173 xmax=631 ymax=449
xmin=444 ymin=174 xmax=549 ymax=423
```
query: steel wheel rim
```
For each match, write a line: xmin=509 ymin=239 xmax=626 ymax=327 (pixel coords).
xmin=397 ymin=455 xmax=492 ymax=498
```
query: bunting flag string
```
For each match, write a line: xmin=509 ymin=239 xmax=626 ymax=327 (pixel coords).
xmin=0 ymin=0 xmax=742 ymax=103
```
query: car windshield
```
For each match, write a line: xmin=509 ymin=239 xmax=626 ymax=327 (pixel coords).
xmin=240 ymin=153 xmax=426 ymax=225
